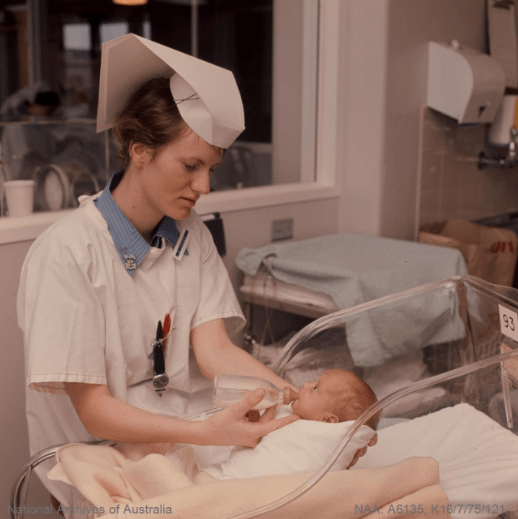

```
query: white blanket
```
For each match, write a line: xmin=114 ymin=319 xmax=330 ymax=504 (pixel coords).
xmin=191 ymin=408 xmax=375 ymax=479
xmin=48 ymin=445 xmax=449 ymax=519
xmin=354 ymin=404 xmax=518 ymax=519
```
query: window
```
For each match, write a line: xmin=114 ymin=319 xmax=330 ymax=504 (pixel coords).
xmin=0 ymin=0 xmax=339 ymax=219
xmin=100 ymin=22 xmax=130 ymax=45
xmin=63 ymin=23 xmax=91 ymax=52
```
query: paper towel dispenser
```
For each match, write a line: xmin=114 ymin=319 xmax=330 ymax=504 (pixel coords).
xmin=427 ymin=40 xmax=505 ymax=124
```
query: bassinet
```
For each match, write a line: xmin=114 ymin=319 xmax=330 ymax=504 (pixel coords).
xmin=10 ymin=275 xmax=518 ymax=519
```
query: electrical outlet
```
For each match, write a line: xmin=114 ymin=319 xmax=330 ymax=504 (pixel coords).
xmin=271 ymin=218 xmax=294 ymax=242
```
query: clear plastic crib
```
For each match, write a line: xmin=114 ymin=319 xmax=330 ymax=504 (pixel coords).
xmin=10 ymin=275 xmax=518 ymax=519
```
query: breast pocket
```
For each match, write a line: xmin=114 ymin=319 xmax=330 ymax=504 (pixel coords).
xmin=116 ymin=292 xmax=175 ymax=385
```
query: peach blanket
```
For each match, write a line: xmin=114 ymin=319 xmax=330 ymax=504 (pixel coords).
xmin=48 ymin=443 xmax=450 ymax=519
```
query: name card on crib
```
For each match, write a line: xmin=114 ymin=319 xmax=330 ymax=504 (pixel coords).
xmin=499 ymin=305 xmax=518 ymax=346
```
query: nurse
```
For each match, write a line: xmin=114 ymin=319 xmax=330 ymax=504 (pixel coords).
xmin=17 ymin=34 xmax=298 ymax=503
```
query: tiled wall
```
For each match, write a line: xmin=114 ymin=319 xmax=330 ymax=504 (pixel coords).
xmin=417 ymin=107 xmax=518 ymax=232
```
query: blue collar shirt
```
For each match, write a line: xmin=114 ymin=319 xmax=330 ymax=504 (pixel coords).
xmin=94 ymin=171 xmax=186 ymax=275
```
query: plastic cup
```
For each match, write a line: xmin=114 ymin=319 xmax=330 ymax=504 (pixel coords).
xmin=4 ymin=180 xmax=35 ymax=217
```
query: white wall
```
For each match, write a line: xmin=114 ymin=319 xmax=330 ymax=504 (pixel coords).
xmin=337 ymin=0 xmax=389 ymax=237
xmin=337 ymin=0 xmax=487 ymax=239
xmin=272 ymin=0 xmax=304 ymax=184
xmin=1 ymin=241 xmax=53 ymax=518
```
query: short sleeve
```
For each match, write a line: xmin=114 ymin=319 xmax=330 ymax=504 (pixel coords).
xmin=18 ymin=226 xmax=107 ymax=394
xmin=190 ymin=217 xmax=245 ymax=336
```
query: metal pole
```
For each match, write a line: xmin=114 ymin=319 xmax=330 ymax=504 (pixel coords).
xmin=26 ymin=0 xmax=44 ymax=84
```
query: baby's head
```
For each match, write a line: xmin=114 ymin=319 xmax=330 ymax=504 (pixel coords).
xmin=291 ymin=369 xmax=379 ymax=429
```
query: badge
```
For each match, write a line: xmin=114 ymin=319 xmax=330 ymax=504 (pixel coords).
xmin=124 ymin=254 xmax=137 ymax=272
xmin=173 ymin=229 xmax=190 ymax=261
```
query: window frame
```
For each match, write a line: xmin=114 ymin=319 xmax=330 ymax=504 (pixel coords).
xmin=197 ymin=0 xmax=340 ymax=215
xmin=0 ymin=0 xmax=340 ymax=244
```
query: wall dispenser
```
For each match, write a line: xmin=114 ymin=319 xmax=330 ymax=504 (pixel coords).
xmin=427 ymin=40 xmax=505 ymax=124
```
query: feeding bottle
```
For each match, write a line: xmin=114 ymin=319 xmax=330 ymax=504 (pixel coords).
xmin=213 ymin=374 xmax=299 ymax=410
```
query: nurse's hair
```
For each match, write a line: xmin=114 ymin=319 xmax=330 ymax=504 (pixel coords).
xmin=113 ymin=77 xmax=190 ymax=169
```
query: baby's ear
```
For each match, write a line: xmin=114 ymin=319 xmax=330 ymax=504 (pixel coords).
xmin=321 ymin=413 xmax=339 ymax=424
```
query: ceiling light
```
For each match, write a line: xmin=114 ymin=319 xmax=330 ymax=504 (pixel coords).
xmin=112 ymin=0 xmax=148 ymax=6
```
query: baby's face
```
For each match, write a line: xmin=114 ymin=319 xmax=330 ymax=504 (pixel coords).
xmin=291 ymin=370 xmax=345 ymax=421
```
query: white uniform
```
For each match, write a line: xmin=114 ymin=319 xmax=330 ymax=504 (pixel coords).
xmin=17 ymin=194 xmax=245 ymax=501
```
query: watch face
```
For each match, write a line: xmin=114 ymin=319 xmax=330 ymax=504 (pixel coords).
xmin=153 ymin=373 xmax=169 ymax=391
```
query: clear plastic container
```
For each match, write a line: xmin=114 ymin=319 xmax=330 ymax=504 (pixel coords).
xmin=224 ymin=275 xmax=518 ymax=518
xmin=212 ymin=374 xmax=298 ymax=410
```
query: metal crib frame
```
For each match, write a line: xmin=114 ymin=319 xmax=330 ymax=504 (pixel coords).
xmin=10 ymin=440 xmax=114 ymax=519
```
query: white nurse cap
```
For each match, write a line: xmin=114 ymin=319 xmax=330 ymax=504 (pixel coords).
xmin=96 ymin=33 xmax=245 ymax=149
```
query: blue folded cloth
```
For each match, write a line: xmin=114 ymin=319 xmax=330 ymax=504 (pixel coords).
xmin=236 ymin=233 xmax=468 ymax=366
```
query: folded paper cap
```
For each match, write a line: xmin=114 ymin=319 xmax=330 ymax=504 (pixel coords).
xmin=96 ymin=33 xmax=245 ymax=148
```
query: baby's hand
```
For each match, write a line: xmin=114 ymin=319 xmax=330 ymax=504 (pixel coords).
xmin=347 ymin=433 xmax=378 ymax=468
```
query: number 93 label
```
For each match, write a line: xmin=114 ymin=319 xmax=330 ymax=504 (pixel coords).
xmin=499 ymin=305 xmax=518 ymax=342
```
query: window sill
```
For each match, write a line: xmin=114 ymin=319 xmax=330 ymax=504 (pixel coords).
xmin=0 ymin=182 xmax=338 ymax=245
xmin=0 ymin=209 xmax=75 ymax=245
xmin=196 ymin=181 xmax=338 ymax=215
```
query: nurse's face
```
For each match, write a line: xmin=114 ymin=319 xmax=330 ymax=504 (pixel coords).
xmin=138 ymin=130 xmax=223 ymax=221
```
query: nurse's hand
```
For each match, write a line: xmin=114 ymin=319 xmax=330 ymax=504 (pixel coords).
xmin=202 ymin=388 xmax=299 ymax=448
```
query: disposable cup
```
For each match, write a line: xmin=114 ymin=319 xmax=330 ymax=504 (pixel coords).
xmin=4 ymin=180 xmax=35 ymax=217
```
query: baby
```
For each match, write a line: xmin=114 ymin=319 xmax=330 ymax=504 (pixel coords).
xmin=191 ymin=369 xmax=379 ymax=480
